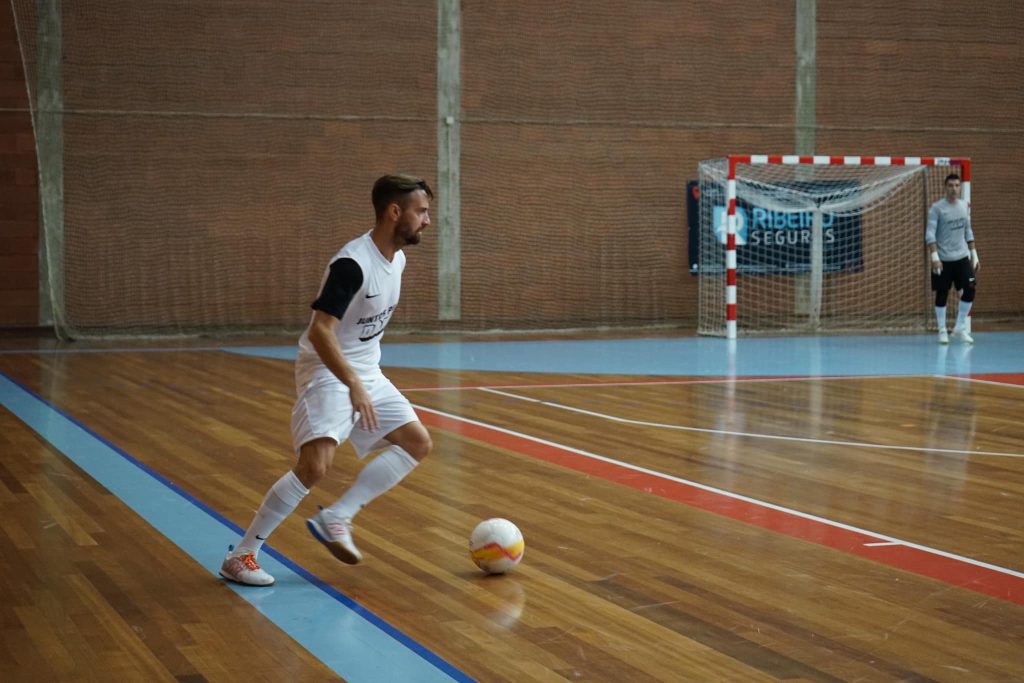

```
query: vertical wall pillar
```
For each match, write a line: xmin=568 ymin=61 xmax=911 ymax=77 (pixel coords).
xmin=36 ymin=0 xmax=64 ymax=332
xmin=436 ymin=0 xmax=461 ymax=321
xmin=794 ymin=0 xmax=816 ymax=317
xmin=795 ymin=0 xmax=816 ymax=156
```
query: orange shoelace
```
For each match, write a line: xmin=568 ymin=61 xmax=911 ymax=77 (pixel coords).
xmin=239 ymin=553 xmax=260 ymax=570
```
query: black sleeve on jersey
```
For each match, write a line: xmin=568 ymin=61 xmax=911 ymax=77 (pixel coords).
xmin=311 ymin=257 xmax=363 ymax=319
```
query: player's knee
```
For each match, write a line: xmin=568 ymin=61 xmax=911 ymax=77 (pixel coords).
xmin=388 ymin=422 xmax=432 ymax=461
xmin=403 ymin=428 xmax=433 ymax=461
xmin=408 ymin=435 xmax=432 ymax=461
xmin=960 ymin=283 xmax=976 ymax=303
xmin=294 ymin=460 xmax=329 ymax=488
xmin=295 ymin=439 xmax=334 ymax=487
xmin=935 ymin=289 xmax=949 ymax=307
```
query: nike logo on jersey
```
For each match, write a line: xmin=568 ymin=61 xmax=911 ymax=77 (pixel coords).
xmin=365 ymin=293 xmax=381 ymax=299
xmin=255 ymin=535 xmax=266 ymax=541
xmin=358 ymin=327 xmax=387 ymax=342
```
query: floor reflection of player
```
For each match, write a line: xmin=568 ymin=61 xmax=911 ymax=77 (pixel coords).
xmin=934 ymin=342 xmax=973 ymax=378
xmin=923 ymin=370 xmax=977 ymax=493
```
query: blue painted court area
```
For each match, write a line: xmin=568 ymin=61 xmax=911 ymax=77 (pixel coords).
xmin=226 ymin=331 xmax=1024 ymax=378
xmin=0 ymin=374 xmax=472 ymax=683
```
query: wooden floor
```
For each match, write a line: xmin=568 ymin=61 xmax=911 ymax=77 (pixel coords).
xmin=1 ymin=341 xmax=1023 ymax=681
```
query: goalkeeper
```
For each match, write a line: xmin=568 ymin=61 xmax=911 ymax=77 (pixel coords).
xmin=926 ymin=173 xmax=978 ymax=344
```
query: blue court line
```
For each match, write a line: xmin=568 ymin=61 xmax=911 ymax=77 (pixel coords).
xmin=0 ymin=345 xmax=232 ymax=355
xmin=225 ymin=331 xmax=1024 ymax=378
xmin=0 ymin=373 xmax=473 ymax=683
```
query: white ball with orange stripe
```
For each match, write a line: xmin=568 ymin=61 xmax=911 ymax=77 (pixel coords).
xmin=469 ymin=518 xmax=524 ymax=574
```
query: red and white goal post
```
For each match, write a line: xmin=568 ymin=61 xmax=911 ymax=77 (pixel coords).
xmin=696 ymin=155 xmax=970 ymax=338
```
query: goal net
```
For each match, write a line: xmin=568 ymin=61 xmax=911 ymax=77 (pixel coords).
xmin=696 ymin=155 xmax=969 ymax=338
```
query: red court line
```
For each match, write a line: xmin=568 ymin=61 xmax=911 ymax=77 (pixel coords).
xmin=968 ymin=373 xmax=1024 ymax=386
xmin=417 ymin=406 xmax=1024 ymax=606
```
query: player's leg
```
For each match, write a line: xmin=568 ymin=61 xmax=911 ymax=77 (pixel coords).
xmin=951 ymin=258 xmax=976 ymax=343
xmin=232 ymin=441 xmax=330 ymax=554
xmin=933 ymin=266 xmax=953 ymax=344
xmin=308 ymin=379 xmax=429 ymax=564
xmin=219 ymin=458 xmax=317 ymax=586
xmin=221 ymin=383 xmax=350 ymax=585
xmin=325 ymin=420 xmax=429 ymax=520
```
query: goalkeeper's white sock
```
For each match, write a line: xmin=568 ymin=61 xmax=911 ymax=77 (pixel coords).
xmin=955 ymin=301 xmax=973 ymax=331
xmin=934 ymin=306 xmax=947 ymax=331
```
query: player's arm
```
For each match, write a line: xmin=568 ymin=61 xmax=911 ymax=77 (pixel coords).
xmin=967 ymin=240 xmax=979 ymax=272
xmin=307 ymin=258 xmax=379 ymax=431
xmin=965 ymin=213 xmax=979 ymax=272
xmin=925 ymin=205 xmax=941 ymax=274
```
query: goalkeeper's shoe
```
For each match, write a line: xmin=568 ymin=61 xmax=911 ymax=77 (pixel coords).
xmin=937 ymin=329 xmax=949 ymax=344
xmin=952 ymin=327 xmax=974 ymax=344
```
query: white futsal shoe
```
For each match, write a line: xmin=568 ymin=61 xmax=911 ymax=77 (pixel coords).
xmin=220 ymin=546 xmax=275 ymax=586
xmin=952 ymin=326 xmax=974 ymax=344
xmin=307 ymin=508 xmax=363 ymax=565
xmin=937 ymin=328 xmax=949 ymax=344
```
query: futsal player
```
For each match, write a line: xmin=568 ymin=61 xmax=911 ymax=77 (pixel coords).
xmin=220 ymin=174 xmax=434 ymax=586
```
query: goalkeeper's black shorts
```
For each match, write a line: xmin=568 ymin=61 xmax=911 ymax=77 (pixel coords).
xmin=931 ymin=256 xmax=975 ymax=292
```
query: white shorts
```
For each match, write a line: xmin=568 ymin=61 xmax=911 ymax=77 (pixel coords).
xmin=290 ymin=373 xmax=418 ymax=458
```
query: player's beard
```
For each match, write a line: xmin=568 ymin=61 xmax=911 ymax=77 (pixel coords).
xmin=397 ymin=216 xmax=423 ymax=246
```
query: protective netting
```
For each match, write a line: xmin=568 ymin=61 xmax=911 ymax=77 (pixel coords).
xmin=697 ymin=159 xmax=959 ymax=336
xmin=9 ymin=1 xmax=801 ymax=338
xmin=10 ymin=1 xmax=439 ymax=338
xmin=456 ymin=2 xmax=795 ymax=334
xmin=7 ymin=1 xmax=1023 ymax=338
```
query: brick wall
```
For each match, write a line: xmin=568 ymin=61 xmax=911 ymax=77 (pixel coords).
xmin=1 ymin=2 xmax=1021 ymax=334
xmin=815 ymin=0 xmax=1024 ymax=319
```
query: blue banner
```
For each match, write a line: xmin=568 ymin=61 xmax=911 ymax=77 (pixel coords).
xmin=688 ymin=180 xmax=864 ymax=276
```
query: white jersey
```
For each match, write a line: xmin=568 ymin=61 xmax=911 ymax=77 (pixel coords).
xmin=925 ymin=198 xmax=973 ymax=261
xmin=295 ymin=231 xmax=405 ymax=388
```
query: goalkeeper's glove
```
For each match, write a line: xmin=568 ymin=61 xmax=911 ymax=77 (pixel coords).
xmin=970 ymin=248 xmax=980 ymax=272
xmin=931 ymin=252 xmax=942 ymax=275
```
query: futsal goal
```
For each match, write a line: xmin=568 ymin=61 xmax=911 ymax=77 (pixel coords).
xmin=696 ymin=155 xmax=970 ymax=338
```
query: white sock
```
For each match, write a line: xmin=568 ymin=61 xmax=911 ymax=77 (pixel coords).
xmin=236 ymin=470 xmax=309 ymax=556
xmin=327 ymin=445 xmax=419 ymax=521
xmin=956 ymin=301 xmax=973 ymax=330
xmin=935 ymin=306 xmax=947 ymax=331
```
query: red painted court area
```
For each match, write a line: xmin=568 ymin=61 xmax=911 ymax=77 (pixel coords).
xmin=417 ymin=405 xmax=1024 ymax=607
xmin=969 ymin=373 xmax=1024 ymax=386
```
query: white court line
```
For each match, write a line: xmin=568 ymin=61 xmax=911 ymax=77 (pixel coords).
xmin=478 ymin=387 xmax=1024 ymax=459
xmin=402 ymin=374 xmax=939 ymax=393
xmin=415 ymin=403 xmax=1024 ymax=581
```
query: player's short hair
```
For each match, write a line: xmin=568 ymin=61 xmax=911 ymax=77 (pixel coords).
xmin=944 ymin=173 xmax=961 ymax=184
xmin=372 ymin=174 xmax=434 ymax=219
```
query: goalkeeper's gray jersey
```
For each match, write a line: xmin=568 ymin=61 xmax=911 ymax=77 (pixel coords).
xmin=926 ymin=198 xmax=973 ymax=261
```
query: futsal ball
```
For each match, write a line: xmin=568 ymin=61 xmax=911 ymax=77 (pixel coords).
xmin=469 ymin=518 xmax=524 ymax=574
